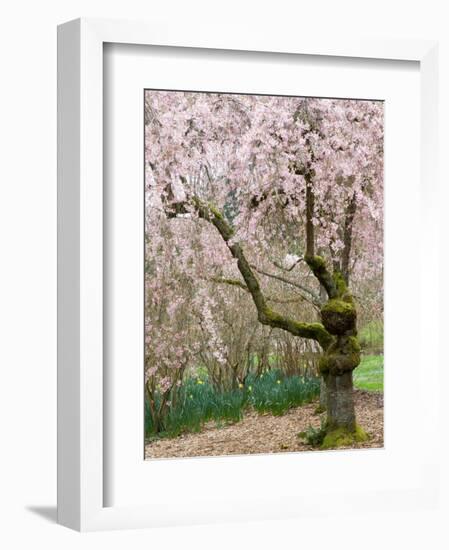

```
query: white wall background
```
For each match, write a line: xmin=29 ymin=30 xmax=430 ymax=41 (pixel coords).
xmin=0 ymin=1 xmax=447 ymax=548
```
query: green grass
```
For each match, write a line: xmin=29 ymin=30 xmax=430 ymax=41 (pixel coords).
xmin=353 ymin=354 xmax=384 ymax=392
xmin=145 ymin=370 xmax=321 ymax=440
xmin=358 ymin=321 xmax=383 ymax=353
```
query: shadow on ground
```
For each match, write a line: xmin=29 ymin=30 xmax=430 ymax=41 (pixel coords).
xmin=26 ymin=506 xmax=57 ymax=523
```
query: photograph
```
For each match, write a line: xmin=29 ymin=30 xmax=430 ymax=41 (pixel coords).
xmin=144 ymin=90 xmax=384 ymax=459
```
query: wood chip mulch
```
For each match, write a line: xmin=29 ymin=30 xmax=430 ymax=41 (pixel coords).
xmin=145 ymin=390 xmax=383 ymax=460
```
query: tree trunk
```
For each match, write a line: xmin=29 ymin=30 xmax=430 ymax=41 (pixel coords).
xmin=319 ymin=377 xmax=327 ymax=410
xmin=317 ymin=277 xmax=369 ymax=446
xmin=324 ymin=371 xmax=355 ymax=431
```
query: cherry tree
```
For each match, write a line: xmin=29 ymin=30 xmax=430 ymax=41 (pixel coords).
xmin=145 ymin=91 xmax=383 ymax=446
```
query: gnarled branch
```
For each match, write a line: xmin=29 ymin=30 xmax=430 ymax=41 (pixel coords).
xmin=181 ymin=197 xmax=333 ymax=350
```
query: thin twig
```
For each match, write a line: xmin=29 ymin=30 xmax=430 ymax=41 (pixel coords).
xmin=249 ymin=265 xmax=321 ymax=306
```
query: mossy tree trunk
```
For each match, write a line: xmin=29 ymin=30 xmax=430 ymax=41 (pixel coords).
xmin=306 ymin=253 xmax=362 ymax=440
xmin=318 ymin=307 xmax=359 ymax=433
xmin=302 ymin=174 xmax=366 ymax=443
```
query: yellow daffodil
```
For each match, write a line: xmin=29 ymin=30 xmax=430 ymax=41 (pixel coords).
xmin=238 ymin=383 xmax=244 ymax=389
xmin=277 ymin=380 xmax=281 ymax=384
xmin=248 ymin=386 xmax=252 ymax=392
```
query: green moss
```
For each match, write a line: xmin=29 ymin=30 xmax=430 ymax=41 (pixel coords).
xmin=319 ymin=335 xmax=361 ymax=375
xmin=208 ymin=203 xmax=224 ymax=220
xmin=348 ymin=335 xmax=361 ymax=353
xmin=305 ymin=255 xmax=341 ymax=299
xmin=318 ymin=355 xmax=331 ymax=374
xmin=322 ymin=298 xmax=354 ymax=315
xmin=333 ymin=270 xmax=347 ymax=296
xmin=261 ymin=308 xmax=333 ymax=349
xmin=305 ymin=254 xmax=326 ymax=271
xmin=321 ymin=424 xmax=369 ymax=450
xmin=321 ymin=299 xmax=356 ymax=335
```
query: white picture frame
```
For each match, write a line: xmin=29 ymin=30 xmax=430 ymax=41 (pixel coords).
xmin=57 ymin=17 xmax=439 ymax=531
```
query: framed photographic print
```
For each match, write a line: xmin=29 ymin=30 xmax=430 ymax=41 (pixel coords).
xmin=142 ymin=89 xmax=384 ymax=460
xmin=57 ymin=18 xmax=440 ymax=531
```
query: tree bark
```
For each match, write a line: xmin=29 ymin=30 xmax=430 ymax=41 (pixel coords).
xmin=324 ymin=371 xmax=356 ymax=431
xmin=341 ymin=191 xmax=357 ymax=285
xmin=317 ymin=292 xmax=361 ymax=437
xmin=319 ymin=377 xmax=327 ymax=410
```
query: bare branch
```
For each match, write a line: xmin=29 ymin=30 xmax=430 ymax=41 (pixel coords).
xmin=207 ymin=275 xmax=319 ymax=309
xmin=272 ymin=257 xmax=303 ymax=272
xmin=208 ymin=276 xmax=248 ymax=291
xmin=249 ymin=264 xmax=322 ymax=306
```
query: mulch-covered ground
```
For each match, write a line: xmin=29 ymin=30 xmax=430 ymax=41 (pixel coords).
xmin=145 ymin=390 xmax=383 ymax=459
